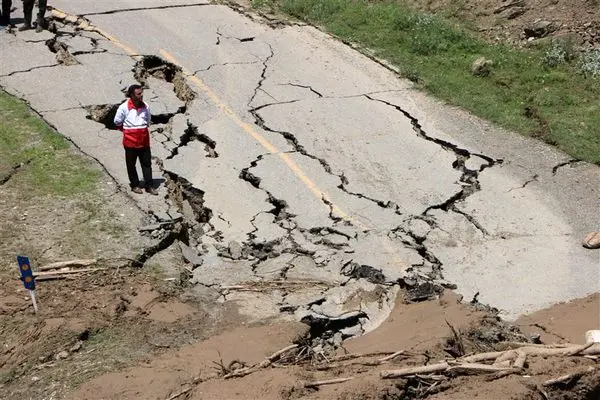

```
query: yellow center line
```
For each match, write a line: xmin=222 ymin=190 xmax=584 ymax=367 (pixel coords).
xmin=158 ymin=49 xmax=363 ymax=228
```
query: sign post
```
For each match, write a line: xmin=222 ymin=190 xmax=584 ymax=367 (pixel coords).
xmin=17 ymin=255 xmax=38 ymax=313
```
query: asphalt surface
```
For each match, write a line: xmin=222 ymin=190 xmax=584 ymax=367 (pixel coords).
xmin=1 ymin=1 xmax=598 ymax=329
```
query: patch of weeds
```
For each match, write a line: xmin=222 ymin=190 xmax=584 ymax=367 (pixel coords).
xmin=0 ymin=91 xmax=101 ymax=196
xmin=579 ymin=49 xmax=600 ymax=78
xmin=404 ymin=68 xmax=421 ymax=83
xmin=251 ymin=0 xmax=279 ymax=12
xmin=541 ymin=38 xmax=576 ymax=68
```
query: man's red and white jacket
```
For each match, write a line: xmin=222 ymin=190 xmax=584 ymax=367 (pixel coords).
xmin=113 ymin=99 xmax=151 ymax=148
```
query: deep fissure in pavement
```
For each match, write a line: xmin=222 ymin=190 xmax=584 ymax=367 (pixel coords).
xmin=167 ymin=121 xmax=218 ymax=159
xmin=45 ymin=37 xmax=80 ymax=65
xmin=134 ymin=56 xmax=196 ymax=103
xmin=365 ymin=94 xmax=503 ymax=235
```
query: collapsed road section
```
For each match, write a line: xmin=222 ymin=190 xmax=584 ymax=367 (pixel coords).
xmin=76 ymin=51 xmax=496 ymax=349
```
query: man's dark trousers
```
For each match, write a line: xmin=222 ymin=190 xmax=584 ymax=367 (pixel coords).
xmin=124 ymin=147 xmax=153 ymax=189
xmin=1 ymin=0 xmax=12 ymax=23
xmin=22 ymin=0 xmax=46 ymax=24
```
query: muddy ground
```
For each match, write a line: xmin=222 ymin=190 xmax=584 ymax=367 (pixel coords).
xmin=0 ymin=165 xmax=598 ymax=400
xmin=1 ymin=0 xmax=600 ymax=399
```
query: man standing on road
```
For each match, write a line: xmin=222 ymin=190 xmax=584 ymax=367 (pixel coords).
xmin=20 ymin=0 xmax=47 ymax=32
xmin=114 ymin=84 xmax=158 ymax=196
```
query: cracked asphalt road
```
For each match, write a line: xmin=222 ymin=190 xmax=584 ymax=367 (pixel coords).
xmin=1 ymin=0 xmax=598 ymax=334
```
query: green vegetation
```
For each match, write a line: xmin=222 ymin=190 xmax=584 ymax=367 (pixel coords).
xmin=267 ymin=0 xmax=600 ymax=163
xmin=0 ymin=92 xmax=100 ymax=196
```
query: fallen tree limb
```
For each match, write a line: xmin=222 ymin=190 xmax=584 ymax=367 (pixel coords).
xmin=505 ymin=342 xmax=571 ymax=349
xmin=462 ymin=351 xmax=506 ymax=363
xmin=381 ymin=344 xmax=600 ymax=380
xmin=493 ymin=350 xmax=518 ymax=365
xmin=304 ymin=377 xmax=354 ymax=388
xmin=166 ymin=387 xmax=191 ymax=400
xmin=328 ymin=351 xmax=394 ymax=362
xmin=34 ymin=268 xmax=107 ymax=277
xmin=542 ymin=367 xmax=596 ymax=387
xmin=447 ymin=362 xmax=516 ymax=374
xmin=381 ymin=362 xmax=450 ymax=378
xmin=565 ymin=342 xmax=594 ymax=356
xmin=513 ymin=351 xmax=527 ymax=369
xmin=223 ymin=344 xmax=299 ymax=379
xmin=378 ymin=350 xmax=405 ymax=363
xmin=38 ymin=259 xmax=97 ymax=271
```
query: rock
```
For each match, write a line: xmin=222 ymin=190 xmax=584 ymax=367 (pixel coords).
xmin=340 ymin=324 xmax=363 ymax=338
xmin=471 ymin=57 xmax=493 ymax=77
xmin=179 ymin=242 xmax=204 ymax=267
xmin=138 ymin=224 xmax=161 ymax=232
xmin=407 ymin=218 xmax=431 ymax=240
xmin=493 ymin=0 xmax=526 ymax=15
xmin=506 ymin=7 xmax=527 ymax=20
xmin=582 ymin=232 xmax=600 ymax=249
xmin=228 ymin=241 xmax=243 ymax=260
xmin=153 ymin=211 xmax=172 ymax=222
xmin=524 ymin=20 xmax=555 ymax=38
xmin=55 ymin=350 xmax=69 ymax=360
xmin=70 ymin=341 xmax=83 ymax=353
xmin=332 ymin=331 xmax=344 ymax=346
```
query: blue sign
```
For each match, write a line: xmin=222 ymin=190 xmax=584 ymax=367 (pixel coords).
xmin=17 ymin=255 xmax=35 ymax=290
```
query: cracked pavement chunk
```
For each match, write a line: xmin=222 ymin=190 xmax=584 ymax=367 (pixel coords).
xmin=45 ymin=38 xmax=80 ymax=65
xmin=255 ymin=97 xmax=462 ymax=216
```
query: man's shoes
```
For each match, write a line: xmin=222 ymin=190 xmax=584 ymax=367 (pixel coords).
xmin=145 ymin=187 xmax=159 ymax=196
xmin=18 ymin=23 xmax=31 ymax=31
xmin=35 ymin=17 xmax=45 ymax=32
xmin=131 ymin=187 xmax=144 ymax=194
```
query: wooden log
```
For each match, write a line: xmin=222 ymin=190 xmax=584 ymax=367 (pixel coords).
xmin=521 ymin=343 xmax=600 ymax=357
xmin=447 ymin=362 xmax=516 ymax=374
xmin=462 ymin=351 xmax=505 ymax=363
xmin=267 ymin=344 xmax=298 ymax=361
xmin=513 ymin=351 xmax=527 ymax=369
xmin=378 ymin=350 xmax=405 ymax=362
xmin=166 ymin=387 xmax=192 ymax=400
xmin=304 ymin=377 xmax=354 ymax=388
xmin=505 ymin=342 xmax=571 ymax=349
xmin=38 ymin=259 xmax=97 ymax=271
xmin=381 ymin=362 xmax=450 ymax=378
xmin=34 ymin=268 xmax=107 ymax=277
xmin=543 ymin=367 xmax=595 ymax=386
xmin=565 ymin=342 xmax=594 ymax=356
xmin=494 ymin=350 xmax=518 ymax=365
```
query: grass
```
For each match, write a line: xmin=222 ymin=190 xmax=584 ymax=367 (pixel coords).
xmin=0 ymin=91 xmax=100 ymax=196
xmin=267 ymin=0 xmax=600 ymax=163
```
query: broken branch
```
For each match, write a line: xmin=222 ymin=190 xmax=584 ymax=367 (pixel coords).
xmin=34 ymin=268 xmax=107 ymax=277
xmin=304 ymin=377 xmax=354 ymax=388
xmin=166 ymin=387 xmax=192 ymax=400
xmin=381 ymin=362 xmax=450 ymax=378
xmin=543 ymin=367 xmax=596 ymax=387
xmin=38 ymin=259 xmax=97 ymax=271
xmin=378 ymin=350 xmax=405 ymax=362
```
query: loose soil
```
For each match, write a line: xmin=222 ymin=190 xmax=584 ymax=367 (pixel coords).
xmin=401 ymin=0 xmax=600 ymax=49
xmin=1 ymin=1 xmax=599 ymax=399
